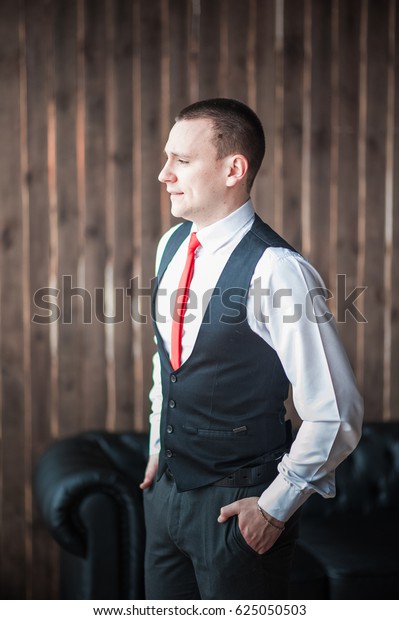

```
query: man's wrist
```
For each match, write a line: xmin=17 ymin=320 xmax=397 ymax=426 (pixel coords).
xmin=257 ymin=503 xmax=285 ymax=531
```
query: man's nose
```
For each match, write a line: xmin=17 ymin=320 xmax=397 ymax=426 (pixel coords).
xmin=158 ymin=161 xmax=176 ymax=184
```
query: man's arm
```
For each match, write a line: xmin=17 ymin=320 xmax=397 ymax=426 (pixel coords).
xmin=219 ymin=250 xmax=363 ymax=551
xmin=255 ymin=252 xmax=363 ymax=521
xmin=139 ymin=351 xmax=161 ymax=489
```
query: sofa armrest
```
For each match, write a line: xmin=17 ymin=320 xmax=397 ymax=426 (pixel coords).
xmin=33 ymin=431 xmax=148 ymax=558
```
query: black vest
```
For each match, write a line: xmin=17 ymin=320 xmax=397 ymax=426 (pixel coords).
xmin=152 ymin=214 xmax=297 ymax=491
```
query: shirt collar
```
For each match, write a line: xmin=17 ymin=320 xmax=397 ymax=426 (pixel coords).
xmin=192 ymin=199 xmax=255 ymax=254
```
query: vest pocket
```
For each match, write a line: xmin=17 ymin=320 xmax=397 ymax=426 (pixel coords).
xmin=182 ymin=425 xmax=248 ymax=438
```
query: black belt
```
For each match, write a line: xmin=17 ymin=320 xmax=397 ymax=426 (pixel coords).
xmin=212 ymin=453 xmax=283 ymax=487
xmin=164 ymin=450 xmax=285 ymax=488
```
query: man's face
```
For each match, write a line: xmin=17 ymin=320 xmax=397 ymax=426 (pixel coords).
xmin=158 ymin=118 xmax=229 ymax=227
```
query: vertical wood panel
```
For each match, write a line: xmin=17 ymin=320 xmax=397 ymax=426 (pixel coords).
xmin=112 ymin=0 xmax=135 ymax=431
xmin=356 ymin=0 xmax=368 ymax=394
xmin=82 ymin=0 xmax=107 ymax=429
xmin=253 ymin=0 xmax=276 ymax=225
xmin=281 ymin=0 xmax=305 ymax=422
xmin=24 ymin=0 xmax=58 ymax=599
xmin=218 ymin=0 xmax=229 ymax=96
xmin=391 ymin=2 xmax=399 ymax=419
xmin=138 ymin=0 xmax=163 ymax=426
xmin=199 ymin=0 xmax=221 ymax=99
xmin=0 ymin=0 xmax=26 ymax=599
xmin=383 ymin=0 xmax=396 ymax=421
xmin=282 ymin=0 xmax=304 ymax=251
xmin=362 ymin=0 xmax=389 ymax=420
xmin=55 ymin=0 xmax=82 ymax=440
xmin=273 ymin=0 xmax=284 ymax=233
xmin=132 ymin=0 xmax=143 ymax=428
xmin=309 ymin=0 xmax=332 ymax=285
xmin=335 ymin=0 xmax=361 ymax=369
xmin=188 ymin=0 xmax=200 ymax=101
xmin=167 ymin=0 xmax=190 ymax=231
xmin=103 ymin=0 xmax=117 ymax=430
xmin=160 ymin=0 xmax=170 ymax=233
xmin=169 ymin=0 xmax=190 ymax=122
xmin=226 ymin=0 xmax=250 ymax=103
xmin=300 ymin=0 xmax=311 ymax=258
xmin=19 ymin=4 xmax=34 ymax=599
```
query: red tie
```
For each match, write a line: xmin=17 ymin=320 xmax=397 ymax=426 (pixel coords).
xmin=170 ymin=232 xmax=201 ymax=370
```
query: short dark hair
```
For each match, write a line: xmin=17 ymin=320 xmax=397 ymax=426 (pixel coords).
xmin=176 ymin=98 xmax=265 ymax=191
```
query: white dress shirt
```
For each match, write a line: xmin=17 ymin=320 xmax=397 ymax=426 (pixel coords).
xmin=149 ymin=200 xmax=363 ymax=522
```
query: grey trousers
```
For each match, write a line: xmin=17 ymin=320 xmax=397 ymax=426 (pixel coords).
xmin=143 ymin=472 xmax=299 ymax=600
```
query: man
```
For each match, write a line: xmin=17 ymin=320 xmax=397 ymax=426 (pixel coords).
xmin=140 ymin=98 xmax=363 ymax=600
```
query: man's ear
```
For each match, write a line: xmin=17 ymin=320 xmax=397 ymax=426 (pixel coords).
xmin=225 ymin=154 xmax=249 ymax=187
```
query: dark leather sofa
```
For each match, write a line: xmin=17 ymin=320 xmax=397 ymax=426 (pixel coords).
xmin=34 ymin=422 xmax=399 ymax=600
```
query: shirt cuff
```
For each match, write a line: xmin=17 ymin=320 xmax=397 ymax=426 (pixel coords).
xmin=258 ymin=472 xmax=314 ymax=522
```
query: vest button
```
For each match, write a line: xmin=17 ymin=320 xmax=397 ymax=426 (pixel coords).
xmin=169 ymin=399 xmax=176 ymax=408
xmin=170 ymin=374 xmax=177 ymax=383
xmin=166 ymin=425 xmax=174 ymax=434
xmin=165 ymin=449 xmax=173 ymax=458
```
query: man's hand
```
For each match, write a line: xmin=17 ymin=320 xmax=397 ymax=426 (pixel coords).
xmin=139 ymin=454 xmax=159 ymax=489
xmin=218 ymin=497 xmax=284 ymax=554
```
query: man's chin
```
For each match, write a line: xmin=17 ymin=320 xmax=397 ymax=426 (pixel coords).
xmin=171 ymin=201 xmax=191 ymax=220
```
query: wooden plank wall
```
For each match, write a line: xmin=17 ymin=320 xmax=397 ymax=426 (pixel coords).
xmin=0 ymin=0 xmax=398 ymax=600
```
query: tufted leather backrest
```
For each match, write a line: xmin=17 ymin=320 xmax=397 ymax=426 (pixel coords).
xmin=302 ymin=422 xmax=399 ymax=517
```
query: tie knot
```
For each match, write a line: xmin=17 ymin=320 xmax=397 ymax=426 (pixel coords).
xmin=188 ymin=232 xmax=201 ymax=252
